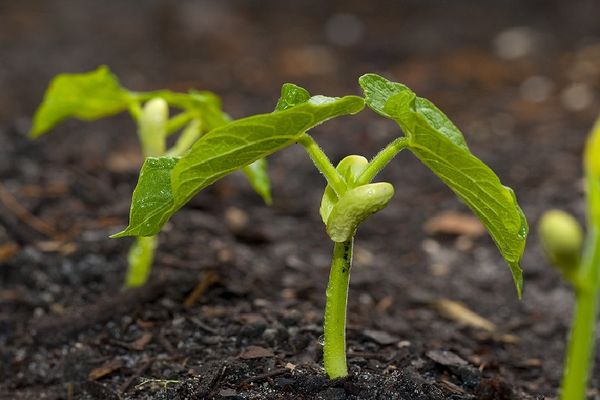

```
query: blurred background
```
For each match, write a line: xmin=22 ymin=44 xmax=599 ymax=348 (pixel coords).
xmin=1 ymin=1 xmax=600 ymax=398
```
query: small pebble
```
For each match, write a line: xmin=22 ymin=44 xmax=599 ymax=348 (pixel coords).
xmin=493 ymin=26 xmax=538 ymax=60
xmin=561 ymin=83 xmax=594 ymax=111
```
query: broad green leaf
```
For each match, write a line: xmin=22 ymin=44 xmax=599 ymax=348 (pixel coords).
xmin=30 ymin=66 xmax=131 ymax=137
xmin=239 ymin=82 xmax=312 ymax=205
xmin=360 ymin=73 xmax=528 ymax=297
xmin=240 ymin=82 xmax=311 ymax=204
xmin=172 ymin=95 xmax=364 ymax=210
xmin=242 ymin=159 xmax=272 ymax=205
xmin=153 ymin=89 xmax=274 ymax=204
xmin=115 ymin=93 xmax=364 ymax=237
xmin=112 ymin=156 xmax=179 ymax=238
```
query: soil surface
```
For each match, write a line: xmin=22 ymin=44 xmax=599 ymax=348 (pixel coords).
xmin=1 ymin=1 xmax=600 ymax=399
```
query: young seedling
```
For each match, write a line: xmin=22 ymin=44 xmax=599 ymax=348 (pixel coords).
xmin=30 ymin=66 xmax=271 ymax=287
xmin=538 ymin=117 xmax=600 ymax=400
xmin=115 ymin=74 xmax=528 ymax=379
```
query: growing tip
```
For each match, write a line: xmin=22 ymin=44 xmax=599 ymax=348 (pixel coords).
xmin=509 ymin=261 xmax=524 ymax=299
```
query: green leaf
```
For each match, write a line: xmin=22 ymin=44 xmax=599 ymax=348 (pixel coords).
xmin=30 ymin=66 xmax=131 ymax=137
xmin=275 ymin=83 xmax=311 ymax=111
xmin=234 ymin=83 xmax=311 ymax=205
xmin=154 ymin=89 xmax=274 ymax=203
xmin=115 ymin=93 xmax=364 ymax=237
xmin=238 ymin=82 xmax=312 ymax=205
xmin=360 ymin=73 xmax=528 ymax=297
xmin=111 ymin=156 xmax=179 ymax=238
xmin=242 ymin=159 xmax=272 ymax=205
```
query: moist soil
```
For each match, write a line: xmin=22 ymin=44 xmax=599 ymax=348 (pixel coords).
xmin=1 ymin=1 xmax=600 ymax=399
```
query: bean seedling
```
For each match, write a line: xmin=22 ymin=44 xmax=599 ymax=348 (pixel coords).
xmin=114 ymin=73 xmax=528 ymax=379
xmin=538 ymin=116 xmax=600 ymax=400
xmin=30 ymin=66 xmax=271 ymax=287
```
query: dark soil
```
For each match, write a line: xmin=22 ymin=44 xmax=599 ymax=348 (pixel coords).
xmin=1 ymin=1 xmax=600 ymax=399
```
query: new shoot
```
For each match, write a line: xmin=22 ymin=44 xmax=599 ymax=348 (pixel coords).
xmin=31 ymin=66 xmax=272 ymax=287
xmin=115 ymin=74 xmax=528 ymax=379
xmin=539 ymin=116 xmax=600 ymax=400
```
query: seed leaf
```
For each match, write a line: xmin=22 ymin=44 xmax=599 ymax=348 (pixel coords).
xmin=115 ymin=92 xmax=364 ymax=237
xmin=360 ymin=73 xmax=528 ymax=297
xmin=320 ymin=155 xmax=369 ymax=224
xmin=326 ymin=182 xmax=395 ymax=242
xmin=30 ymin=66 xmax=131 ymax=137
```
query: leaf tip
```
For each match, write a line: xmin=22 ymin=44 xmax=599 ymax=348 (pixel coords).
xmin=509 ymin=261 xmax=524 ymax=299
xmin=275 ymin=83 xmax=311 ymax=111
xmin=262 ymin=192 xmax=273 ymax=206
xmin=110 ymin=229 xmax=130 ymax=239
xmin=28 ymin=128 xmax=43 ymax=139
xmin=358 ymin=73 xmax=383 ymax=86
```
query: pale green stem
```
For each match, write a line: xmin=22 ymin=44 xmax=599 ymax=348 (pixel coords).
xmin=560 ymin=287 xmax=599 ymax=400
xmin=138 ymin=98 xmax=168 ymax=157
xmin=298 ymin=134 xmax=347 ymax=196
xmin=125 ymin=235 xmax=158 ymax=288
xmin=128 ymin=102 xmax=142 ymax=122
xmin=323 ymin=239 xmax=353 ymax=379
xmin=166 ymin=119 xmax=202 ymax=157
xmin=356 ymin=137 xmax=409 ymax=186
xmin=561 ymin=227 xmax=600 ymax=400
xmin=126 ymin=98 xmax=169 ymax=287
xmin=166 ymin=111 xmax=194 ymax=137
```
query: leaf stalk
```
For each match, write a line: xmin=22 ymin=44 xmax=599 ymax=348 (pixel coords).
xmin=298 ymin=133 xmax=347 ymax=196
xmin=356 ymin=137 xmax=409 ymax=185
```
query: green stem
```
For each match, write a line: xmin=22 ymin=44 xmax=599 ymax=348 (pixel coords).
xmin=323 ymin=239 xmax=354 ymax=379
xmin=560 ymin=287 xmax=599 ymax=400
xmin=166 ymin=119 xmax=203 ymax=157
xmin=125 ymin=235 xmax=158 ymax=288
xmin=562 ymin=227 xmax=600 ymax=399
xmin=128 ymin=102 xmax=142 ymax=122
xmin=166 ymin=111 xmax=194 ymax=137
xmin=356 ymin=137 xmax=409 ymax=185
xmin=298 ymin=134 xmax=347 ymax=196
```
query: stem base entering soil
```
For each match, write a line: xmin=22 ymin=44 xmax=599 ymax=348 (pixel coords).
xmin=560 ymin=288 xmax=599 ymax=400
xmin=323 ymin=239 xmax=354 ymax=379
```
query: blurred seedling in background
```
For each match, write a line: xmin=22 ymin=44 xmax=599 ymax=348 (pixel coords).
xmin=115 ymin=73 xmax=528 ymax=379
xmin=538 ymin=117 xmax=600 ymax=400
xmin=30 ymin=66 xmax=271 ymax=287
